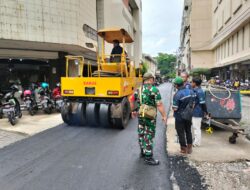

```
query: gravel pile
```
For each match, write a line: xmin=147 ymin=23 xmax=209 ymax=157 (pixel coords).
xmin=169 ymin=155 xmax=250 ymax=190
xmin=190 ymin=94 xmax=250 ymax=190
xmin=169 ymin=156 xmax=208 ymax=190
xmin=168 ymin=96 xmax=250 ymax=190
xmin=193 ymin=161 xmax=250 ymax=190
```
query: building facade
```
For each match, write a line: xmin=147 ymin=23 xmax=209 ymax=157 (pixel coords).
xmin=0 ymin=0 xmax=142 ymax=89
xmin=97 ymin=0 xmax=142 ymax=66
xmin=212 ymin=0 xmax=250 ymax=80
xmin=179 ymin=0 xmax=250 ymax=80
xmin=142 ymin=54 xmax=157 ymax=75
xmin=177 ymin=0 xmax=192 ymax=75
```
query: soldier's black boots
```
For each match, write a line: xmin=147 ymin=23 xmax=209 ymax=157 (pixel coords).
xmin=144 ymin=157 xmax=160 ymax=165
xmin=140 ymin=149 xmax=159 ymax=165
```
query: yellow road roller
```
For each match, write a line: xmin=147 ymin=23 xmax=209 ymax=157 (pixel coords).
xmin=61 ymin=28 xmax=142 ymax=128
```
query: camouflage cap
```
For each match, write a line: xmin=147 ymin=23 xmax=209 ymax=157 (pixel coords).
xmin=143 ymin=72 xmax=154 ymax=81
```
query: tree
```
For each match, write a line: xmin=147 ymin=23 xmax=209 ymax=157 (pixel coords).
xmin=155 ymin=53 xmax=176 ymax=78
xmin=190 ymin=68 xmax=211 ymax=79
xmin=141 ymin=61 xmax=149 ymax=75
xmin=136 ymin=62 xmax=148 ymax=77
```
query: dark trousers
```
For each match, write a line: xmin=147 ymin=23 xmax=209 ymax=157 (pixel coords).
xmin=175 ymin=119 xmax=192 ymax=147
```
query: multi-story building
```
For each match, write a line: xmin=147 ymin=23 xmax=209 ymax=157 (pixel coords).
xmin=0 ymin=0 xmax=97 ymax=88
xmin=97 ymin=0 xmax=142 ymax=66
xmin=142 ymin=54 xmax=157 ymax=75
xmin=212 ymin=0 xmax=250 ymax=80
xmin=0 ymin=0 xmax=142 ymax=89
xmin=177 ymin=0 xmax=192 ymax=75
xmin=179 ymin=0 xmax=250 ymax=80
xmin=179 ymin=0 xmax=213 ymax=73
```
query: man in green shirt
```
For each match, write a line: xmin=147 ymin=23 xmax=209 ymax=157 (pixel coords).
xmin=131 ymin=73 xmax=167 ymax=165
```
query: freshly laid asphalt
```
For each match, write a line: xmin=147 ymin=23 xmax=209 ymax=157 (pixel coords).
xmin=0 ymin=83 xmax=173 ymax=190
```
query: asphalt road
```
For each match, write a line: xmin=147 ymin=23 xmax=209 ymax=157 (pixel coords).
xmin=0 ymin=83 xmax=173 ymax=190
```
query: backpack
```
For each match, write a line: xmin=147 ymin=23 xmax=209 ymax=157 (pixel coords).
xmin=180 ymin=91 xmax=195 ymax=121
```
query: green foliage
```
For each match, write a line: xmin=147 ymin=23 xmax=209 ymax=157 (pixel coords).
xmin=190 ymin=68 xmax=211 ymax=78
xmin=167 ymin=72 xmax=176 ymax=79
xmin=155 ymin=53 xmax=176 ymax=78
xmin=141 ymin=62 xmax=149 ymax=75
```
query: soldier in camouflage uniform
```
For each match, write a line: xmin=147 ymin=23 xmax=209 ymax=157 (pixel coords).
xmin=131 ymin=73 xmax=167 ymax=165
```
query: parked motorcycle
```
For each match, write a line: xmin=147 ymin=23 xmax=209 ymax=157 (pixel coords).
xmin=52 ymin=83 xmax=63 ymax=112
xmin=38 ymin=82 xmax=53 ymax=114
xmin=23 ymin=89 xmax=38 ymax=116
xmin=240 ymin=80 xmax=250 ymax=91
xmin=0 ymin=85 xmax=22 ymax=125
xmin=224 ymin=79 xmax=232 ymax=89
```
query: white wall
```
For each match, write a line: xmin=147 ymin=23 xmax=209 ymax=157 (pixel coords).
xmin=0 ymin=0 xmax=97 ymax=47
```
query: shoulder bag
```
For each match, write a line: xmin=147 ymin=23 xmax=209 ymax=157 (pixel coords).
xmin=138 ymin=86 xmax=157 ymax=120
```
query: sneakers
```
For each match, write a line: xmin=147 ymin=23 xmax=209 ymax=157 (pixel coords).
xmin=144 ymin=157 xmax=160 ymax=165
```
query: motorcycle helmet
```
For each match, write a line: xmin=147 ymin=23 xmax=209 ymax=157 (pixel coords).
xmin=24 ymin=90 xmax=32 ymax=96
xmin=41 ymin=82 xmax=49 ymax=89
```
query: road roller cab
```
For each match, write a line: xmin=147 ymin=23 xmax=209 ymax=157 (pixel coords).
xmin=61 ymin=28 xmax=142 ymax=129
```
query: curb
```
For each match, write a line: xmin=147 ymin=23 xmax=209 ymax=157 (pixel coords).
xmin=0 ymin=113 xmax=63 ymax=137
xmin=166 ymin=86 xmax=182 ymax=157
xmin=0 ymin=129 xmax=29 ymax=137
xmin=166 ymin=110 xmax=181 ymax=156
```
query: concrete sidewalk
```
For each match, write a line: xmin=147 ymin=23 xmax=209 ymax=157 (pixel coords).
xmin=166 ymin=111 xmax=250 ymax=162
xmin=0 ymin=112 xmax=63 ymax=148
xmin=0 ymin=112 xmax=63 ymax=136
xmin=0 ymin=130 xmax=26 ymax=149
